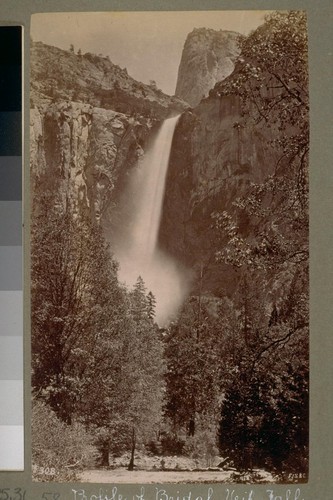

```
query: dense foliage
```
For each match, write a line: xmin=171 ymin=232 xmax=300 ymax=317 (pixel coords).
xmin=32 ymin=398 xmax=96 ymax=481
xmin=215 ymin=10 xmax=309 ymax=476
xmin=31 ymin=174 xmax=165 ymax=475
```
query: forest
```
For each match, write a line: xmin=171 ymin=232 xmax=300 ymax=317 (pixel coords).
xmin=31 ymin=11 xmax=309 ymax=484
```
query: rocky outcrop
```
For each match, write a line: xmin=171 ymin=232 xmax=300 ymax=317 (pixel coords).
xmin=175 ymin=28 xmax=241 ymax=107
xmin=31 ymin=41 xmax=186 ymax=118
xmin=30 ymin=100 xmax=154 ymax=221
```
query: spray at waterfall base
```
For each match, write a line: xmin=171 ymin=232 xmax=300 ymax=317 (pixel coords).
xmin=112 ymin=115 xmax=191 ymax=325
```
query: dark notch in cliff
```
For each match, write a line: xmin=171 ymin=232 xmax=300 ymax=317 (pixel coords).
xmin=31 ymin=40 xmax=187 ymax=119
xmin=175 ymin=27 xmax=242 ymax=107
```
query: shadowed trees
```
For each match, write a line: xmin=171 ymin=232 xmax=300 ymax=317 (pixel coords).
xmin=31 ymin=173 xmax=164 ymax=468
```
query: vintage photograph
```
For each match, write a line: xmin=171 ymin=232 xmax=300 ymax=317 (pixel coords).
xmin=30 ymin=10 xmax=309 ymax=484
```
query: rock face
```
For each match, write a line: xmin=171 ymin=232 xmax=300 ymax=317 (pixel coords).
xmin=31 ymin=41 xmax=186 ymax=118
xmin=175 ymin=28 xmax=241 ymax=107
xmin=30 ymin=41 xmax=187 ymax=224
xmin=30 ymin=37 xmax=289 ymax=300
xmin=30 ymin=102 xmax=151 ymax=221
xmin=159 ymin=91 xmax=280 ymax=297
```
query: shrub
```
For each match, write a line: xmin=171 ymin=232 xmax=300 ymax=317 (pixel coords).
xmin=32 ymin=399 xmax=96 ymax=482
xmin=160 ymin=432 xmax=185 ymax=455
xmin=183 ymin=428 xmax=219 ymax=467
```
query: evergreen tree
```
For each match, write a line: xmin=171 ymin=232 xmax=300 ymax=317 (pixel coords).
xmin=147 ymin=291 xmax=156 ymax=320
xmin=79 ymin=276 xmax=165 ymax=468
xmin=164 ymin=297 xmax=222 ymax=437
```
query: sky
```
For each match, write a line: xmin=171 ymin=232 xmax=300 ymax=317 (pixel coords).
xmin=31 ymin=10 xmax=271 ymax=96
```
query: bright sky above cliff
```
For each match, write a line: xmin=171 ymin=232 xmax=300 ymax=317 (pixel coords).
xmin=31 ymin=10 xmax=271 ymax=95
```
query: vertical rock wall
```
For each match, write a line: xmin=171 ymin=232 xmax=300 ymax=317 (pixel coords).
xmin=159 ymin=92 xmax=279 ymax=296
xmin=30 ymin=101 xmax=151 ymax=222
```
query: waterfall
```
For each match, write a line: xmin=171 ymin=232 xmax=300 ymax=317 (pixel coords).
xmin=114 ymin=114 xmax=189 ymax=325
xmin=128 ymin=115 xmax=180 ymax=263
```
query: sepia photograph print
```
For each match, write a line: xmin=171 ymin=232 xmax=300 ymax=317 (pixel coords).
xmin=30 ymin=10 xmax=309 ymax=485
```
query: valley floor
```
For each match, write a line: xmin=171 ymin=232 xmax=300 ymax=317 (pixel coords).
xmin=80 ymin=468 xmax=226 ymax=483
xmin=79 ymin=456 xmax=275 ymax=484
xmin=79 ymin=468 xmax=275 ymax=484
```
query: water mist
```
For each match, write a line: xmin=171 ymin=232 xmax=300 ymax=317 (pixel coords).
xmin=113 ymin=115 xmax=189 ymax=325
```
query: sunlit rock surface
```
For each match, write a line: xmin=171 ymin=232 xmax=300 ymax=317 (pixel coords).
xmin=175 ymin=28 xmax=241 ymax=107
xmin=30 ymin=41 xmax=187 ymax=222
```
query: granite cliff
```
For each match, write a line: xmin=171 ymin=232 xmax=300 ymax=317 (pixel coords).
xmin=31 ymin=13 xmax=309 ymax=476
xmin=30 ymin=41 xmax=187 ymax=221
xmin=160 ymin=17 xmax=308 ymax=299
xmin=31 ymin=41 xmax=185 ymax=117
xmin=175 ymin=28 xmax=241 ymax=107
xmin=159 ymin=91 xmax=279 ymax=297
xmin=31 ymin=18 xmax=307 ymax=301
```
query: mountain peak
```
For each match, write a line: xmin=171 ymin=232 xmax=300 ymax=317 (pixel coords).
xmin=175 ymin=28 xmax=241 ymax=107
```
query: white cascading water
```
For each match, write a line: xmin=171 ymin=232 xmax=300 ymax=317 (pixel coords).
xmin=114 ymin=115 xmax=189 ymax=325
